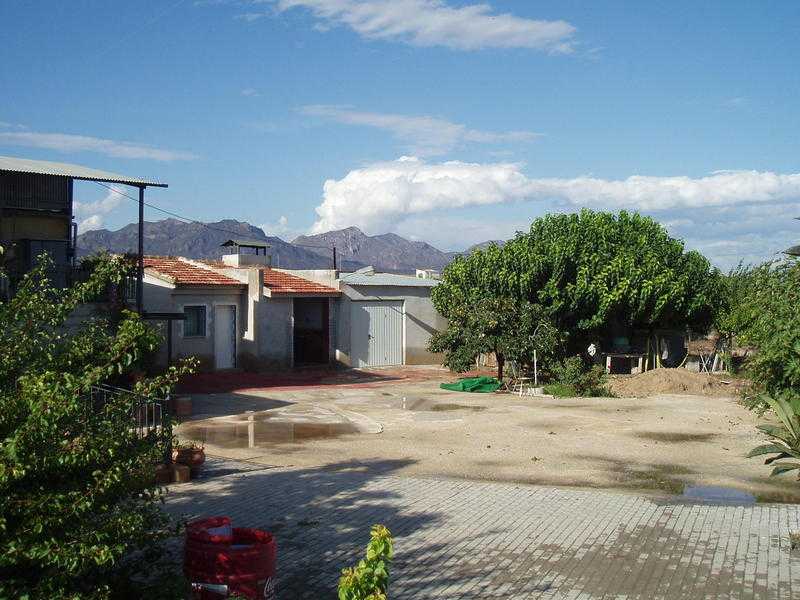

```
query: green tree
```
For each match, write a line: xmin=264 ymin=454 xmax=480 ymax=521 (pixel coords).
xmin=733 ymin=260 xmax=800 ymax=404
xmin=432 ymin=210 xmax=720 ymax=373
xmin=0 ymin=255 xmax=195 ymax=599
xmin=428 ymin=296 xmax=560 ymax=380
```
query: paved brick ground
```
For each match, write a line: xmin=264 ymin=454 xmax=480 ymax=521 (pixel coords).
xmin=165 ymin=458 xmax=800 ymax=599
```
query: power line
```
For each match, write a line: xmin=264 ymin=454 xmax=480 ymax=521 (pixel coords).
xmin=90 ymin=181 xmax=338 ymax=267
xmin=93 ymin=181 xmax=263 ymax=241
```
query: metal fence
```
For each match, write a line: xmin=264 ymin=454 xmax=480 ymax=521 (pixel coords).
xmin=1 ymin=264 xmax=137 ymax=305
xmin=87 ymin=384 xmax=172 ymax=462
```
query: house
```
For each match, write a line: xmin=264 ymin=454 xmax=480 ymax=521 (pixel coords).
xmin=142 ymin=250 xmax=340 ymax=370
xmin=141 ymin=250 xmax=448 ymax=371
xmin=335 ymin=266 xmax=446 ymax=367
xmin=0 ymin=155 xmax=165 ymax=309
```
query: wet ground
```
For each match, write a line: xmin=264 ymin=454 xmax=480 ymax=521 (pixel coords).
xmin=176 ymin=366 xmax=800 ymax=504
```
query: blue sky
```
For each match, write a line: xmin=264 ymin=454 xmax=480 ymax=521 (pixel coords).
xmin=2 ymin=0 xmax=800 ymax=268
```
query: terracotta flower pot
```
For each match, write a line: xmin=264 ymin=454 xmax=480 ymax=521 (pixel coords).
xmin=173 ymin=447 xmax=205 ymax=469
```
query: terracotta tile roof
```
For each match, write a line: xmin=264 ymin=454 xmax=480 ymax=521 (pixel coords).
xmin=143 ymin=257 xmax=244 ymax=287
xmin=263 ymin=269 xmax=339 ymax=296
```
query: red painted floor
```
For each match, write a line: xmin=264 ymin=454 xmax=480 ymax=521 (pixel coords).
xmin=176 ymin=365 xmax=482 ymax=394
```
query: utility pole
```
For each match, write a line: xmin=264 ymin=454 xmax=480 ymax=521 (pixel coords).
xmin=137 ymin=186 xmax=144 ymax=314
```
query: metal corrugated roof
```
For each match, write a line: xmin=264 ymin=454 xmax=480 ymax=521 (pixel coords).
xmin=339 ymin=272 xmax=438 ymax=287
xmin=220 ymin=239 xmax=271 ymax=248
xmin=0 ymin=155 xmax=167 ymax=188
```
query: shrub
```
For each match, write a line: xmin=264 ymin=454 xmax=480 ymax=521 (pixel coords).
xmin=550 ymin=356 xmax=586 ymax=387
xmin=747 ymin=392 xmax=800 ymax=478
xmin=549 ymin=356 xmax=611 ymax=397
xmin=0 ymin=255 xmax=195 ymax=599
xmin=338 ymin=525 xmax=393 ymax=600
xmin=542 ymin=382 xmax=577 ymax=398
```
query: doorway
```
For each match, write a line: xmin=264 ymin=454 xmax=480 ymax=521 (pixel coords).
xmin=293 ymin=298 xmax=329 ymax=365
xmin=214 ymin=304 xmax=236 ymax=369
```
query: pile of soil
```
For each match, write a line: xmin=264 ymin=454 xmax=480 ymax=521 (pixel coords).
xmin=608 ymin=368 xmax=745 ymax=398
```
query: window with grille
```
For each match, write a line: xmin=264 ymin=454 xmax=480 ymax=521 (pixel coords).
xmin=183 ymin=306 xmax=206 ymax=337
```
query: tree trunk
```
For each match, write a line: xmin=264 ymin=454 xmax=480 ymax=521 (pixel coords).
xmin=497 ymin=353 xmax=505 ymax=381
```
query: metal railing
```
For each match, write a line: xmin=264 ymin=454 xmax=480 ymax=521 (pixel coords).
xmin=87 ymin=384 xmax=173 ymax=462
xmin=3 ymin=264 xmax=85 ymax=294
xmin=1 ymin=264 xmax=136 ymax=304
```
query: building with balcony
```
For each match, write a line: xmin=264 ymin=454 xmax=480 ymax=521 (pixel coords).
xmin=0 ymin=155 xmax=165 ymax=307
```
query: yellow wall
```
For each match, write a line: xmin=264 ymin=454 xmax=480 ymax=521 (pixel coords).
xmin=1 ymin=214 xmax=71 ymax=241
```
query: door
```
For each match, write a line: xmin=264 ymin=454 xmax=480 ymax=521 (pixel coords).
xmin=214 ymin=305 xmax=236 ymax=369
xmin=351 ymin=301 xmax=403 ymax=367
xmin=293 ymin=298 xmax=330 ymax=364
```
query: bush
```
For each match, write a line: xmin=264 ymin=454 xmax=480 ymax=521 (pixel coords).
xmin=747 ymin=392 xmax=800 ymax=478
xmin=542 ymin=382 xmax=577 ymax=398
xmin=548 ymin=356 xmax=611 ymax=397
xmin=550 ymin=356 xmax=586 ymax=387
xmin=338 ymin=525 xmax=393 ymax=600
xmin=0 ymin=256 xmax=195 ymax=599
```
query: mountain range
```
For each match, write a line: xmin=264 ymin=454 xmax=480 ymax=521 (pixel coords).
xmin=76 ymin=219 xmax=504 ymax=274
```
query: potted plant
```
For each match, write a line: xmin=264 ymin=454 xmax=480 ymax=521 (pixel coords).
xmin=172 ymin=441 xmax=205 ymax=471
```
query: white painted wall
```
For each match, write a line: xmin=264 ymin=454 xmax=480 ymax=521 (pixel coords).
xmin=142 ymin=274 xmax=245 ymax=370
xmin=336 ymin=284 xmax=446 ymax=366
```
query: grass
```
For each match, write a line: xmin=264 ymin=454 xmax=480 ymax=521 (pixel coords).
xmin=543 ymin=383 xmax=577 ymax=397
xmin=543 ymin=382 xmax=615 ymax=398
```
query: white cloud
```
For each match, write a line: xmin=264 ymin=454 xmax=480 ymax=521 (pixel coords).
xmin=78 ymin=215 xmax=105 ymax=233
xmin=74 ymin=188 xmax=125 ymax=217
xmin=262 ymin=0 xmax=576 ymax=52
xmin=74 ymin=188 xmax=126 ymax=233
xmin=259 ymin=215 xmax=304 ymax=240
xmin=241 ymin=87 xmax=261 ymax=97
xmin=310 ymin=156 xmax=800 ymax=234
xmin=300 ymin=105 xmax=539 ymax=155
xmin=0 ymin=130 xmax=197 ymax=161
xmin=394 ymin=215 xmax=522 ymax=251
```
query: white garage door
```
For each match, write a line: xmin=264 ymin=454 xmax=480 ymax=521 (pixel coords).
xmin=351 ymin=301 xmax=404 ymax=367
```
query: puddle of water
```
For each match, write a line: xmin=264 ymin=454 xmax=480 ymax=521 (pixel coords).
xmin=681 ymin=485 xmax=756 ymax=505
xmin=333 ymin=395 xmax=486 ymax=413
xmin=180 ymin=411 xmax=359 ymax=449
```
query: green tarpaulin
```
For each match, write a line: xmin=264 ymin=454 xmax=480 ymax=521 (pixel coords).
xmin=440 ymin=376 xmax=501 ymax=393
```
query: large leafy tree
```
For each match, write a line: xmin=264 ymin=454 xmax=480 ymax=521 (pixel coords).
xmin=732 ymin=261 xmax=800 ymax=401
xmin=429 ymin=297 xmax=561 ymax=380
xmin=0 ymin=255 xmax=194 ymax=599
xmin=431 ymin=210 xmax=720 ymax=373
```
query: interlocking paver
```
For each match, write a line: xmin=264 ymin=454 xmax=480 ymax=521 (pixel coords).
xmin=165 ymin=458 xmax=800 ymax=599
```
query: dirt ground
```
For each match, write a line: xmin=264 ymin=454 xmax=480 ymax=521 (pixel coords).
xmin=177 ymin=366 xmax=799 ymax=503
xmin=608 ymin=368 xmax=749 ymax=398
